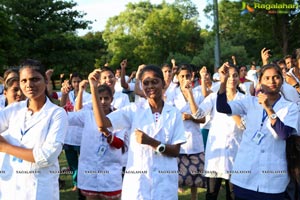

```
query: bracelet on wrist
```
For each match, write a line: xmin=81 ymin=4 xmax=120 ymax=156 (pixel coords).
xmin=108 ymin=135 xmax=114 ymax=144
xmin=104 ymin=132 xmax=112 ymax=138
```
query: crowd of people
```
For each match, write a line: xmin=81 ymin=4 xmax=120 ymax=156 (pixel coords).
xmin=0 ymin=47 xmax=300 ymax=200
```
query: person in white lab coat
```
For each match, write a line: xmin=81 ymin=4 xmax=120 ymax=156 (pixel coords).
xmin=217 ymin=63 xmax=299 ymax=200
xmin=76 ymin=67 xmax=130 ymax=111
xmin=0 ymin=69 xmax=19 ymax=109
xmin=198 ymin=66 xmax=246 ymax=200
xmin=59 ymin=72 xmax=91 ymax=192
xmin=238 ymin=65 xmax=255 ymax=96
xmin=0 ymin=76 xmax=26 ymax=184
xmin=166 ymin=64 xmax=206 ymax=200
xmin=88 ymin=65 xmax=186 ymax=200
xmin=68 ymin=84 xmax=125 ymax=200
xmin=0 ymin=59 xmax=68 ymax=200
xmin=0 ymin=77 xmax=25 ymax=110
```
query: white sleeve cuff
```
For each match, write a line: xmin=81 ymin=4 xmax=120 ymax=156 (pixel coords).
xmin=33 ymin=142 xmax=63 ymax=167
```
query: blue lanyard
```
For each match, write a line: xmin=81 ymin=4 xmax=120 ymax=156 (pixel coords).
xmin=260 ymin=96 xmax=281 ymax=128
xmin=20 ymin=128 xmax=31 ymax=140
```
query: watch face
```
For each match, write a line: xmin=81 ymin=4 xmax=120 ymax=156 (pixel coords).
xmin=158 ymin=146 xmax=165 ymax=152
xmin=270 ymin=114 xmax=277 ymax=119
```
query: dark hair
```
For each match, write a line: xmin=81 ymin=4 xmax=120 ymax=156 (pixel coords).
xmin=284 ymin=55 xmax=292 ymax=60
xmin=175 ymin=64 xmax=193 ymax=76
xmin=174 ymin=64 xmax=193 ymax=87
xmin=19 ymin=59 xmax=51 ymax=100
xmin=138 ymin=65 xmax=165 ymax=87
xmin=70 ymin=72 xmax=83 ymax=82
xmin=3 ymin=69 xmax=19 ymax=83
xmin=277 ymin=59 xmax=286 ymax=66
xmin=238 ymin=65 xmax=247 ymax=71
xmin=100 ymin=67 xmax=115 ymax=76
xmin=228 ymin=66 xmax=245 ymax=94
xmin=259 ymin=64 xmax=283 ymax=82
xmin=4 ymin=77 xmax=20 ymax=107
xmin=97 ymin=84 xmax=113 ymax=98
xmin=19 ymin=59 xmax=47 ymax=79
xmin=161 ymin=63 xmax=171 ymax=70
xmin=4 ymin=77 xmax=19 ymax=91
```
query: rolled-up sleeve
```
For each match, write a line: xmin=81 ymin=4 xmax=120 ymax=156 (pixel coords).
xmin=33 ymin=108 xmax=68 ymax=167
xmin=33 ymin=141 xmax=63 ymax=167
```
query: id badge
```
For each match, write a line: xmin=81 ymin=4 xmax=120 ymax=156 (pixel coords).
xmin=97 ymin=145 xmax=107 ymax=157
xmin=252 ymin=131 xmax=265 ymax=145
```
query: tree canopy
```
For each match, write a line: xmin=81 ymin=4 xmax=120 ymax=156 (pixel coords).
xmin=0 ymin=0 xmax=300 ymax=77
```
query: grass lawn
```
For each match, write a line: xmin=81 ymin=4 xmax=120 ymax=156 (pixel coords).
xmin=59 ymin=152 xmax=226 ymax=200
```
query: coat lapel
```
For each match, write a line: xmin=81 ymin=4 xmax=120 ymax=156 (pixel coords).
xmin=135 ymin=101 xmax=172 ymax=138
xmin=23 ymin=98 xmax=51 ymax=132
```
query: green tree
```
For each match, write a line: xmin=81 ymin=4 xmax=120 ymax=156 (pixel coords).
xmin=204 ymin=0 xmax=300 ymax=63
xmin=0 ymin=0 xmax=92 ymax=68
xmin=0 ymin=5 xmax=19 ymax=71
xmin=103 ymin=0 xmax=202 ymax=70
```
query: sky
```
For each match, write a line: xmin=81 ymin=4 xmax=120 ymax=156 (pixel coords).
xmin=74 ymin=0 xmax=212 ymax=36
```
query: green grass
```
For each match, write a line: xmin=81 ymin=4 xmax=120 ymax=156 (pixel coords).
xmin=58 ymin=151 xmax=226 ymax=200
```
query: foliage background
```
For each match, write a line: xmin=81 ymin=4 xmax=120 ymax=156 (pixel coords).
xmin=0 ymin=0 xmax=299 ymax=77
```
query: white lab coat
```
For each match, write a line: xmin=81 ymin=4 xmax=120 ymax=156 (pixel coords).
xmin=82 ymin=91 xmax=130 ymax=110
xmin=64 ymin=90 xmax=91 ymax=146
xmin=115 ymin=76 xmax=129 ymax=92
xmin=166 ymin=86 xmax=204 ymax=154
xmin=107 ymin=101 xmax=186 ymax=200
xmin=228 ymin=95 xmax=299 ymax=193
xmin=0 ymin=95 xmax=5 ymax=110
xmin=0 ymin=98 xmax=67 ymax=200
xmin=199 ymin=92 xmax=245 ymax=179
xmin=68 ymin=110 xmax=125 ymax=192
xmin=239 ymin=81 xmax=254 ymax=96
xmin=246 ymin=69 xmax=258 ymax=87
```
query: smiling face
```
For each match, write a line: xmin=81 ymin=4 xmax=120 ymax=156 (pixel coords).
xmin=259 ymin=67 xmax=283 ymax=95
xmin=141 ymin=71 xmax=164 ymax=100
xmin=4 ymin=80 xmax=24 ymax=105
xmin=100 ymin=70 xmax=116 ymax=90
xmin=19 ymin=67 xmax=47 ymax=101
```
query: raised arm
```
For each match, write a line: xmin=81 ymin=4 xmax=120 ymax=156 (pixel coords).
xmin=181 ymin=79 xmax=205 ymax=123
xmin=232 ymin=55 xmax=237 ymax=66
xmin=120 ymin=59 xmax=130 ymax=90
xmin=200 ymin=66 xmax=212 ymax=97
xmin=261 ymin=48 xmax=271 ymax=66
xmin=74 ymin=80 xmax=88 ymax=111
xmin=216 ymin=62 xmax=232 ymax=114
xmin=46 ymin=69 xmax=54 ymax=97
xmin=127 ymin=71 xmax=136 ymax=83
xmin=89 ymin=69 xmax=112 ymax=128
xmin=60 ymin=80 xmax=71 ymax=107
xmin=134 ymin=64 xmax=146 ymax=98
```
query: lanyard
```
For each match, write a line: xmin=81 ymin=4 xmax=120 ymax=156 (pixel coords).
xmin=260 ymin=96 xmax=281 ymax=129
xmin=20 ymin=128 xmax=31 ymax=141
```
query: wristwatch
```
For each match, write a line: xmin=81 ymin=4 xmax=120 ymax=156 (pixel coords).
xmin=269 ymin=113 xmax=277 ymax=120
xmin=156 ymin=143 xmax=166 ymax=153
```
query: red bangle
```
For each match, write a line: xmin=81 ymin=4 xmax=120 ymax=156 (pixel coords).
xmin=108 ymin=136 xmax=124 ymax=149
